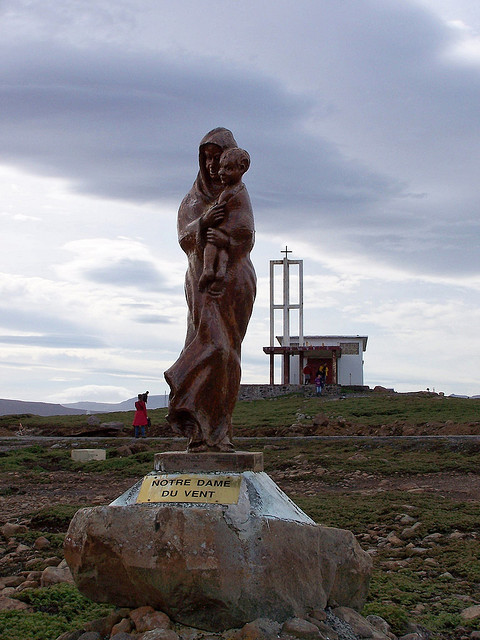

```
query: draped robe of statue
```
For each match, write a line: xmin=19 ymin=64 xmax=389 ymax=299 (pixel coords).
xmin=164 ymin=128 xmax=256 ymax=451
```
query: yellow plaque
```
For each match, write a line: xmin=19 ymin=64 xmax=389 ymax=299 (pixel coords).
xmin=136 ymin=474 xmax=241 ymax=504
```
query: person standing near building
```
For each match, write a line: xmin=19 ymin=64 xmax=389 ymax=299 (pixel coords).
xmin=320 ymin=364 xmax=327 ymax=387
xmin=314 ymin=374 xmax=323 ymax=396
xmin=303 ymin=364 xmax=312 ymax=384
xmin=133 ymin=392 xmax=149 ymax=438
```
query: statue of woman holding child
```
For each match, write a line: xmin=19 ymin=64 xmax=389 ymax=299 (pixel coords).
xmin=164 ymin=128 xmax=256 ymax=452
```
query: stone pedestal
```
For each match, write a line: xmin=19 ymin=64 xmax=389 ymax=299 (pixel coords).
xmin=154 ymin=450 xmax=264 ymax=473
xmin=64 ymin=451 xmax=372 ymax=632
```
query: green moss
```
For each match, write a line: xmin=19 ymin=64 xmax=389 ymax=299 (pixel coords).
xmin=362 ymin=602 xmax=409 ymax=635
xmin=72 ymin=451 xmax=152 ymax=476
xmin=0 ymin=445 xmax=73 ymax=473
xmin=0 ymin=610 xmax=68 ymax=640
xmin=1 ymin=584 xmax=113 ymax=640
xmin=29 ymin=505 xmax=83 ymax=532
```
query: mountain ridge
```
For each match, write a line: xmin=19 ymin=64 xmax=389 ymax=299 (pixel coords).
xmin=0 ymin=394 xmax=168 ymax=417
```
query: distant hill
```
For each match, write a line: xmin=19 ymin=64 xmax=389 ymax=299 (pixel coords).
xmin=0 ymin=399 xmax=85 ymax=417
xmin=63 ymin=394 xmax=169 ymax=413
xmin=0 ymin=394 xmax=168 ymax=417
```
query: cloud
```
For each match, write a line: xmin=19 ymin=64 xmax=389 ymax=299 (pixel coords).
xmin=52 ymin=384 xmax=133 ymax=404
xmin=0 ymin=212 xmax=42 ymax=222
xmin=57 ymin=238 xmax=178 ymax=292
xmin=0 ymin=334 xmax=103 ymax=348
xmin=1 ymin=4 xmax=479 ymax=282
xmin=0 ymin=35 xmax=404 ymax=250
xmin=85 ymin=258 xmax=165 ymax=290
xmin=134 ymin=314 xmax=174 ymax=324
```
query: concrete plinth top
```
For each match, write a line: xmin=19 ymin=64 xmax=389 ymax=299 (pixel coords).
xmin=154 ymin=451 xmax=263 ymax=473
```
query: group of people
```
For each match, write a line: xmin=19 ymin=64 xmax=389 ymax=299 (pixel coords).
xmin=303 ymin=364 xmax=328 ymax=396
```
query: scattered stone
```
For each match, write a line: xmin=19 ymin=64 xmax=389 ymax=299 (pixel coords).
xmin=100 ymin=421 xmax=125 ymax=432
xmin=130 ymin=606 xmax=156 ymax=628
xmin=312 ymin=621 xmax=339 ymax=639
xmin=84 ymin=611 xmax=124 ymax=636
xmin=386 ymin=532 xmax=403 ymax=546
xmin=15 ymin=543 xmax=30 ymax=554
xmin=177 ymin=625 xmax=205 ymax=640
xmin=422 ymin=533 xmax=442 ymax=543
xmin=111 ymin=617 xmax=133 ymax=636
xmin=0 ymin=575 xmax=24 ymax=588
xmin=110 ymin=633 xmax=136 ymax=640
xmin=54 ymin=631 xmax=85 ymax=640
xmin=77 ymin=633 xmax=102 ymax=640
xmin=309 ymin=610 xmax=327 ymax=623
xmin=449 ymin=531 xmax=465 ymax=540
xmin=1 ymin=523 xmax=28 ymax=538
xmin=115 ymin=446 xmax=133 ymax=457
xmin=438 ymin=572 xmax=454 ymax=580
xmin=325 ymin=611 xmax=358 ymax=640
xmin=44 ymin=556 xmax=63 ymax=567
xmin=41 ymin=559 xmax=74 ymax=586
xmin=406 ymin=547 xmax=428 ymax=556
xmin=410 ymin=604 xmax=426 ymax=615
xmin=34 ymin=535 xmax=51 ymax=550
xmin=332 ymin=606 xmax=383 ymax=638
xmin=130 ymin=606 xmax=172 ymax=633
xmin=384 ymin=560 xmax=409 ymax=570
xmin=137 ymin=630 xmax=180 ymax=640
xmin=0 ymin=594 xmax=31 ymax=610
xmin=239 ymin=618 xmax=282 ymax=640
xmin=302 ymin=616 xmax=338 ymax=639
xmin=16 ymin=579 xmax=39 ymax=591
xmin=136 ymin=610 xmax=172 ymax=633
xmin=400 ymin=522 xmax=423 ymax=540
xmin=366 ymin=615 xmax=391 ymax=636
xmin=347 ymin=453 xmax=369 ymax=462
xmin=461 ymin=605 xmax=480 ymax=621
xmin=282 ymin=617 xmax=320 ymax=639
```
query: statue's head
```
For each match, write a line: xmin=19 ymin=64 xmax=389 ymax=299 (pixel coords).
xmin=198 ymin=128 xmax=238 ymax=188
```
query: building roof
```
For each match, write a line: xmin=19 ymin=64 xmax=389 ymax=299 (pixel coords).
xmin=277 ymin=335 xmax=368 ymax=351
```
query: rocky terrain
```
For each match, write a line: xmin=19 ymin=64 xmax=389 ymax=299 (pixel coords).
xmin=0 ymin=516 xmax=431 ymax=640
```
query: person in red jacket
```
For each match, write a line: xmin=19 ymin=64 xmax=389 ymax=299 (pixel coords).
xmin=132 ymin=392 xmax=148 ymax=438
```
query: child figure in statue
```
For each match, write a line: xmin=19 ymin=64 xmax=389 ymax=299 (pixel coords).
xmin=198 ymin=147 xmax=250 ymax=295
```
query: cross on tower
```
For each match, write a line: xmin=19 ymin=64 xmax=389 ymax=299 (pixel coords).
xmin=281 ymin=246 xmax=292 ymax=260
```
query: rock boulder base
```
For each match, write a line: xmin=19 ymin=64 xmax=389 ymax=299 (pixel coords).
xmin=65 ymin=462 xmax=372 ymax=632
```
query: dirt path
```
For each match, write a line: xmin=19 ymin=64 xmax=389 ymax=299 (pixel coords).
xmin=0 ymin=471 xmax=135 ymax=522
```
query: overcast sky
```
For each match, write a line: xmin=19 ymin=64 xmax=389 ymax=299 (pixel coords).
xmin=1 ymin=0 xmax=479 ymax=403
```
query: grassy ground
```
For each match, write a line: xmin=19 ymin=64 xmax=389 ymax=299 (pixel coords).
xmin=1 ymin=391 xmax=479 ymax=436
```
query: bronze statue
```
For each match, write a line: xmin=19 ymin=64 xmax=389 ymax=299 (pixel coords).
xmin=164 ymin=128 xmax=256 ymax=452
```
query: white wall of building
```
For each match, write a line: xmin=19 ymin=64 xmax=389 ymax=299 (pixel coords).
xmin=307 ymin=336 xmax=366 ymax=386
xmin=279 ymin=335 xmax=367 ymax=386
